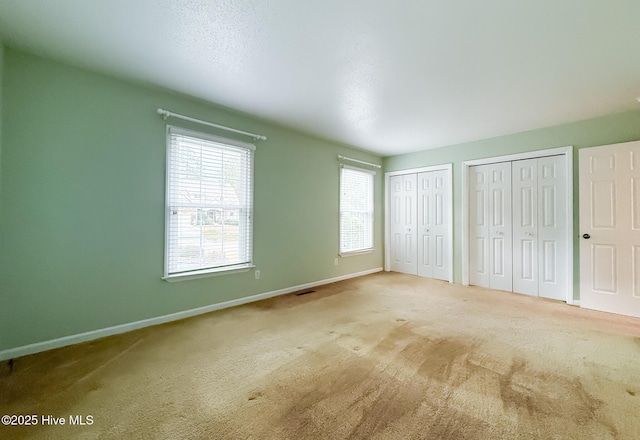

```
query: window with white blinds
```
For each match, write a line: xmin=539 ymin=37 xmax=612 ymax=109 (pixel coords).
xmin=340 ymin=165 xmax=374 ymax=254
xmin=165 ymin=127 xmax=254 ymax=278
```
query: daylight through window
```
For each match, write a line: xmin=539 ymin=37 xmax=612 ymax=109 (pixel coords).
xmin=165 ymin=127 xmax=254 ymax=278
xmin=340 ymin=166 xmax=374 ymax=254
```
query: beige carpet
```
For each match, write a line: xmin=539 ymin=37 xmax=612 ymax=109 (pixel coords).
xmin=2 ymin=272 xmax=640 ymax=439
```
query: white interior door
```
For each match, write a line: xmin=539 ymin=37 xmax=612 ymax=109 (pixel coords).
xmin=417 ymin=172 xmax=434 ymax=278
xmin=390 ymin=174 xmax=418 ymax=274
xmin=465 ymin=148 xmax=572 ymax=301
xmin=537 ymin=155 xmax=567 ymax=301
xmin=431 ymin=170 xmax=450 ymax=281
xmin=417 ymin=170 xmax=450 ymax=281
xmin=488 ymin=163 xmax=513 ymax=291
xmin=469 ymin=165 xmax=491 ymax=287
xmin=512 ymin=155 xmax=567 ymax=299
xmin=469 ymin=162 xmax=512 ymax=291
xmin=512 ymin=159 xmax=538 ymax=296
xmin=579 ymin=141 xmax=640 ymax=318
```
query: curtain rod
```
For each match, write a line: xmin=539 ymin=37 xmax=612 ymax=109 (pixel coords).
xmin=157 ymin=108 xmax=267 ymax=141
xmin=338 ymin=155 xmax=382 ymax=169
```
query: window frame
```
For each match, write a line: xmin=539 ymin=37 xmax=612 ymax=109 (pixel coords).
xmin=339 ymin=164 xmax=375 ymax=257
xmin=163 ymin=126 xmax=255 ymax=282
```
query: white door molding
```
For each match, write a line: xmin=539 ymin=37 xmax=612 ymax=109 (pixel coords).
xmin=461 ymin=146 xmax=574 ymax=304
xmin=385 ymin=163 xmax=453 ymax=283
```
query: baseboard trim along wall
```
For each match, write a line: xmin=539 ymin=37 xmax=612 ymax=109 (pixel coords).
xmin=0 ymin=267 xmax=383 ymax=361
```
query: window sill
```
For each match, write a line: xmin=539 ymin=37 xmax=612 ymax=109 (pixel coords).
xmin=163 ymin=264 xmax=255 ymax=283
xmin=339 ymin=249 xmax=374 ymax=257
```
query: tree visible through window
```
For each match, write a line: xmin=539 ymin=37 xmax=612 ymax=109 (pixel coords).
xmin=165 ymin=127 xmax=254 ymax=278
xmin=340 ymin=166 xmax=374 ymax=254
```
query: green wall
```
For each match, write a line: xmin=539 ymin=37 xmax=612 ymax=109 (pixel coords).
xmin=3 ymin=43 xmax=639 ymax=353
xmin=384 ymin=110 xmax=640 ymax=298
xmin=0 ymin=47 xmax=384 ymax=352
xmin=0 ymin=43 xmax=4 ymax=217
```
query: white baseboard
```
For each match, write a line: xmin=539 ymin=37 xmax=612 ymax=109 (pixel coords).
xmin=0 ymin=267 xmax=383 ymax=362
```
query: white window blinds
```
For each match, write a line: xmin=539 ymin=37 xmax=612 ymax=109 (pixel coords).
xmin=165 ymin=127 xmax=254 ymax=277
xmin=340 ymin=166 xmax=374 ymax=254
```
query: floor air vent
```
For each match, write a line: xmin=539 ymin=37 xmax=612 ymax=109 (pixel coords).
xmin=296 ymin=290 xmax=316 ymax=296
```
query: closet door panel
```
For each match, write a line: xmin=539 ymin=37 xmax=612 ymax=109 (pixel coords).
xmin=513 ymin=159 xmax=539 ymax=295
xmin=469 ymin=165 xmax=491 ymax=288
xmin=488 ymin=163 xmax=513 ymax=292
xmin=390 ymin=174 xmax=418 ymax=275
xmin=404 ymin=175 xmax=418 ymax=274
xmin=417 ymin=172 xmax=433 ymax=277
xmin=538 ymin=155 xmax=567 ymax=300
xmin=390 ymin=176 xmax=405 ymax=272
xmin=432 ymin=170 xmax=450 ymax=280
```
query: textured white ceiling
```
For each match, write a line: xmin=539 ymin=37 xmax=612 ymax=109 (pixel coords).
xmin=1 ymin=1 xmax=639 ymax=156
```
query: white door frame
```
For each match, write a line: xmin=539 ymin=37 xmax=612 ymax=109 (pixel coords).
xmin=461 ymin=146 xmax=574 ymax=303
xmin=385 ymin=164 xmax=453 ymax=283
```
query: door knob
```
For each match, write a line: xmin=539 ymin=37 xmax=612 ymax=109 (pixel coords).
xmin=582 ymin=234 xmax=590 ymax=239
xmin=496 ymin=231 xmax=504 ymax=235
xmin=525 ymin=232 xmax=533 ymax=236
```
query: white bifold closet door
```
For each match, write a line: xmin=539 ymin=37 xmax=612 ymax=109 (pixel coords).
xmin=512 ymin=157 xmax=567 ymax=300
xmin=390 ymin=170 xmax=450 ymax=280
xmin=469 ymin=163 xmax=512 ymax=291
xmin=390 ymin=174 xmax=418 ymax=274
xmin=417 ymin=171 xmax=450 ymax=280
xmin=469 ymin=155 xmax=566 ymax=298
